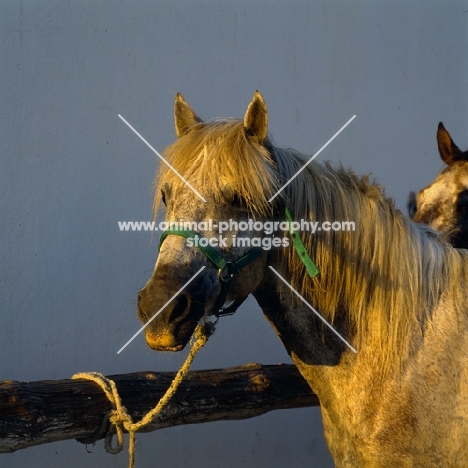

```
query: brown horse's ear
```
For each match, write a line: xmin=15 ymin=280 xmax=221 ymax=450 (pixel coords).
xmin=174 ymin=93 xmax=203 ymax=137
xmin=244 ymin=90 xmax=268 ymax=143
xmin=437 ymin=122 xmax=463 ymax=165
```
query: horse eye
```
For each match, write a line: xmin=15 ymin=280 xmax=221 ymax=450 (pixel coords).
xmin=161 ymin=190 xmax=166 ymax=205
xmin=231 ymin=193 xmax=243 ymax=208
xmin=456 ymin=190 xmax=468 ymax=216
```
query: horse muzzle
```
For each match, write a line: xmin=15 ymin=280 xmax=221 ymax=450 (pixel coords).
xmin=138 ymin=289 xmax=206 ymax=352
xmin=144 ymin=330 xmax=186 ymax=352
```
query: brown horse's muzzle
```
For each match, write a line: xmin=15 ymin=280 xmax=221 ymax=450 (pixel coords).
xmin=137 ymin=276 xmax=209 ymax=351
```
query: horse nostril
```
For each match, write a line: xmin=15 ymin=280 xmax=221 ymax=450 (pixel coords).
xmin=138 ymin=306 xmax=148 ymax=323
xmin=137 ymin=291 xmax=149 ymax=323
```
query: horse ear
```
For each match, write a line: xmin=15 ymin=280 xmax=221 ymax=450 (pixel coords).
xmin=244 ymin=91 xmax=268 ymax=143
xmin=174 ymin=93 xmax=203 ymax=137
xmin=437 ymin=122 xmax=463 ymax=165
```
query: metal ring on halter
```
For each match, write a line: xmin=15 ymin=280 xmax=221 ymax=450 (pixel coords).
xmin=218 ymin=262 xmax=235 ymax=283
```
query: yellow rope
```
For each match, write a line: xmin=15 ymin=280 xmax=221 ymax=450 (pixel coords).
xmin=72 ymin=323 xmax=211 ymax=468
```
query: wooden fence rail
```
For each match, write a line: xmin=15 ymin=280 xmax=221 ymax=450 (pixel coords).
xmin=0 ymin=363 xmax=319 ymax=453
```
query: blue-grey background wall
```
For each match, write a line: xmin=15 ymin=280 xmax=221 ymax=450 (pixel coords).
xmin=1 ymin=1 xmax=467 ymax=467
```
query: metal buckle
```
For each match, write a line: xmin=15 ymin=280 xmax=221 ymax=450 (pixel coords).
xmin=218 ymin=261 xmax=235 ymax=283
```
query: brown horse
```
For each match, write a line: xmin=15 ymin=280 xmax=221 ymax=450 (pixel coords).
xmin=138 ymin=92 xmax=468 ymax=467
xmin=409 ymin=122 xmax=468 ymax=248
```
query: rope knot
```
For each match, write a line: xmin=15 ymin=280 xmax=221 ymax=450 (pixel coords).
xmin=72 ymin=323 xmax=212 ymax=468
xmin=109 ymin=406 xmax=133 ymax=428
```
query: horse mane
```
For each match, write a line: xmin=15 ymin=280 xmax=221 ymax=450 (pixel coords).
xmin=153 ymin=119 xmax=280 ymax=217
xmin=274 ymin=147 xmax=468 ymax=365
xmin=154 ymin=118 xmax=468 ymax=367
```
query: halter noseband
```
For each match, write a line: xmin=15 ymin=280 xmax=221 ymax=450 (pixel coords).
xmin=158 ymin=228 xmax=264 ymax=319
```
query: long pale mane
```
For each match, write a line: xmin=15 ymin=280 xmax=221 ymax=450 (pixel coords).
xmin=155 ymin=118 xmax=468 ymax=366
xmin=153 ymin=119 xmax=280 ymax=217
xmin=275 ymin=147 xmax=468 ymax=366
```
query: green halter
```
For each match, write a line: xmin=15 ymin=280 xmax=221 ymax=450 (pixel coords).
xmin=284 ymin=206 xmax=320 ymax=278
xmin=158 ymin=206 xmax=319 ymax=319
xmin=158 ymin=229 xmax=264 ymax=318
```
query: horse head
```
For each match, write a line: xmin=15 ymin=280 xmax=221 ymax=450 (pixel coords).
xmin=411 ymin=122 xmax=468 ymax=247
xmin=137 ymin=92 xmax=275 ymax=351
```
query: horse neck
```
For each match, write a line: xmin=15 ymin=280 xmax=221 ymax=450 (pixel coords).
xmin=252 ymin=268 xmax=347 ymax=368
xmin=252 ymin=266 xmax=369 ymax=412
